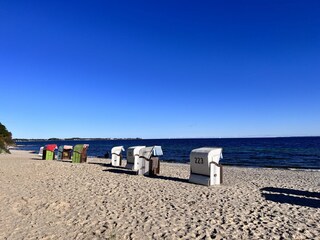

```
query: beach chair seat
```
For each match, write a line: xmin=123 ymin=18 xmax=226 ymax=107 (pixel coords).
xmin=42 ymin=144 xmax=57 ymax=160
xmin=138 ymin=146 xmax=163 ymax=176
xmin=125 ymin=146 xmax=146 ymax=171
xmin=111 ymin=146 xmax=125 ymax=167
xmin=72 ymin=144 xmax=89 ymax=163
xmin=57 ymin=145 xmax=73 ymax=160
xmin=189 ymin=147 xmax=223 ymax=186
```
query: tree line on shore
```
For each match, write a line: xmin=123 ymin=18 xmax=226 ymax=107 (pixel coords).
xmin=0 ymin=122 xmax=14 ymax=153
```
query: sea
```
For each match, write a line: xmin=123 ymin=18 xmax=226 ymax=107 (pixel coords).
xmin=16 ymin=137 xmax=320 ymax=169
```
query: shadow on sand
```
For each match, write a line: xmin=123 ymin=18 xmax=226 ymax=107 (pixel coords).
xmin=103 ymin=168 xmax=189 ymax=183
xmin=261 ymin=187 xmax=320 ymax=208
xmin=103 ymin=168 xmax=137 ymax=175
xmin=87 ymin=162 xmax=109 ymax=167
xmin=31 ymin=157 xmax=107 ymax=165
xmin=152 ymin=175 xmax=189 ymax=183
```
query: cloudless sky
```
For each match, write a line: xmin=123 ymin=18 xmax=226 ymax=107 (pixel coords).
xmin=0 ymin=0 xmax=319 ymax=138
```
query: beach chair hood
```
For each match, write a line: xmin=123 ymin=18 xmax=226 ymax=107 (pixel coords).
xmin=73 ymin=144 xmax=89 ymax=153
xmin=111 ymin=146 xmax=125 ymax=155
xmin=127 ymin=146 xmax=146 ymax=156
xmin=45 ymin=144 xmax=58 ymax=151
xmin=153 ymin=146 xmax=163 ymax=156
xmin=139 ymin=146 xmax=163 ymax=160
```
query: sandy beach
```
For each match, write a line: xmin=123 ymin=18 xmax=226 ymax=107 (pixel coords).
xmin=0 ymin=150 xmax=319 ymax=239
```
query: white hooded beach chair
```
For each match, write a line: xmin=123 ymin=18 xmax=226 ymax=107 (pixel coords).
xmin=125 ymin=146 xmax=146 ymax=171
xmin=137 ymin=146 xmax=163 ymax=176
xmin=189 ymin=147 xmax=223 ymax=186
xmin=111 ymin=146 xmax=125 ymax=167
xmin=38 ymin=147 xmax=44 ymax=157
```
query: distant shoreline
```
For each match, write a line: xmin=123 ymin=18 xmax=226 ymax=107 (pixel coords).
xmin=13 ymin=136 xmax=320 ymax=142
xmin=14 ymin=137 xmax=143 ymax=142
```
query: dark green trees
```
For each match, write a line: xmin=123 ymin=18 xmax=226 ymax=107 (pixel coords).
xmin=0 ymin=123 xmax=14 ymax=153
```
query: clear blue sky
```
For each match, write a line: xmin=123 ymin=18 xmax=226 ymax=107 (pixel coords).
xmin=1 ymin=0 xmax=319 ymax=138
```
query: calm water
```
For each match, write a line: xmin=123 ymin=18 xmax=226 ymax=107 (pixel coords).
xmin=16 ymin=137 xmax=320 ymax=169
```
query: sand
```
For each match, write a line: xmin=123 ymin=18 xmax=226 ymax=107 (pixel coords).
xmin=0 ymin=150 xmax=319 ymax=240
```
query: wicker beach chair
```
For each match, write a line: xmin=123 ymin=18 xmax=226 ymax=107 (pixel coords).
xmin=42 ymin=144 xmax=58 ymax=160
xmin=72 ymin=144 xmax=89 ymax=163
xmin=111 ymin=146 xmax=125 ymax=167
xmin=57 ymin=145 xmax=73 ymax=160
xmin=137 ymin=146 xmax=163 ymax=176
xmin=189 ymin=147 xmax=223 ymax=186
xmin=38 ymin=146 xmax=44 ymax=157
xmin=125 ymin=146 xmax=146 ymax=171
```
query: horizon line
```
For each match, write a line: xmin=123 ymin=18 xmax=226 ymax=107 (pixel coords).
xmin=13 ymin=135 xmax=320 ymax=141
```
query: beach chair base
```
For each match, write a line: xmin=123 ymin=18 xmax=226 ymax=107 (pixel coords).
xmin=42 ymin=150 xmax=55 ymax=160
xmin=125 ymin=163 xmax=134 ymax=170
xmin=145 ymin=157 xmax=160 ymax=176
xmin=189 ymin=165 xmax=222 ymax=186
xmin=189 ymin=174 xmax=211 ymax=186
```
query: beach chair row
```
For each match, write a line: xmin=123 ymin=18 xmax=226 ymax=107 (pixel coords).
xmin=39 ymin=144 xmax=224 ymax=186
xmin=111 ymin=146 xmax=163 ymax=176
xmin=39 ymin=144 xmax=162 ymax=176
xmin=111 ymin=145 xmax=223 ymax=186
xmin=39 ymin=144 xmax=89 ymax=163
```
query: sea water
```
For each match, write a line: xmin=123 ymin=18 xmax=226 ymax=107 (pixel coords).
xmin=16 ymin=137 xmax=320 ymax=169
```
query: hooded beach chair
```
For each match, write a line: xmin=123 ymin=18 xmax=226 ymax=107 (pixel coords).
xmin=189 ymin=147 xmax=223 ymax=186
xmin=38 ymin=146 xmax=44 ymax=157
xmin=72 ymin=144 xmax=89 ymax=163
xmin=42 ymin=144 xmax=58 ymax=160
xmin=125 ymin=146 xmax=146 ymax=171
xmin=137 ymin=146 xmax=163 ymax=176
xmin=111 ymin=146 xmax=125 ymax=167
xmin=57 ymin=145 xmax=73 ymax=160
